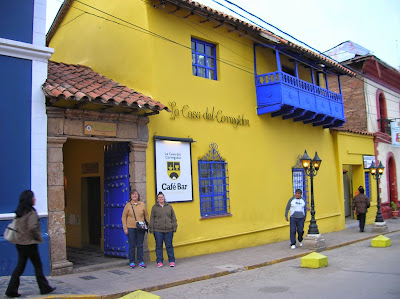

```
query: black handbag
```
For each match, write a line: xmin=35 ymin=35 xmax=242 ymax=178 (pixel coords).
xmin=130 ymin=203 xmax=148 ymax=232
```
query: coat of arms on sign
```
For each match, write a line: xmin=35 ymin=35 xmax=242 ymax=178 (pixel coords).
xmin=167 ymin=162 xmax=180 ymax=180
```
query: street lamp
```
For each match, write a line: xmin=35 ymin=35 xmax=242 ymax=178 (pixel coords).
xmin=300 ymin=150 xmax=322 ymax=235
xmin=369 ymin=161 xmax=385 ymax=223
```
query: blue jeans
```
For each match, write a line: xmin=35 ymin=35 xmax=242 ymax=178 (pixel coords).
xmin=154 ymin=231 xmax=175 ymax=263
xmin=127 ymin=228 xmax=145 ymax=263
xmin=290 ymin=217 xmax=305 ymax=246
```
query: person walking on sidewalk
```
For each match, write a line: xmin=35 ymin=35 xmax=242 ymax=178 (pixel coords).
xmin=149 ymin=192 xmax=178 ymax=268
xmin=285 ymin=189 xmax=307 ymax=249
xmin=5 ymin=190 xmax=56 ymax=298
xmin=121 ymin=189 xmax=150 ymax=269
xmin=352 ymin=186 xmax=370 ymax=232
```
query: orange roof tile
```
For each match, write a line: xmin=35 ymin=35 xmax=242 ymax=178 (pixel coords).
xmin=43 ymin=61 xmax=169 ymax=113
xmin=330 ymin=128 xmax=374 ymax=136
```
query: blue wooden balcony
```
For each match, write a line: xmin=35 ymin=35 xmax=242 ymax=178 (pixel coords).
xmin=255 ymin=71 xmax=345 ymax=128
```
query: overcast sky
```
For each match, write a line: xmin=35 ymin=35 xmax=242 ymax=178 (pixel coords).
xmin=46 ymin=0 xmax=400 ymax=69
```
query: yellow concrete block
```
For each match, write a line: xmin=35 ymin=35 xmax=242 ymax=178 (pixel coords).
xmin=301 ymin=252 xmax=328 ymax=268
xmin=371 ymin=235 xmax=391 ymax=247
xmin=119 ymin=290 xmax=161 ymax=299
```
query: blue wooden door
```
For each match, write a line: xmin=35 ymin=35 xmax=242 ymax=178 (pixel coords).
xmin=104 ymin=142 xmax=130 ymax=257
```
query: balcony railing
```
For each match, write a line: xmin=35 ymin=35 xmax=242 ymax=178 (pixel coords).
xmin=378 ymin=118 xmax=391 ymax=135
xmin=255 ymin=71 xmax=345 ymax=128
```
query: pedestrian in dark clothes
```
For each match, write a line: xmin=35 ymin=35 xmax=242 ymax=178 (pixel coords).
xmin=5 ymin=190 xmax=56 ymax=298
xmin=352 ymin=186 xmax=370 ymax=232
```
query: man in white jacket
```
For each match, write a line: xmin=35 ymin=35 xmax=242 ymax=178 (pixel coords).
xmin=285 ymin=189 xmax=307 ymax=249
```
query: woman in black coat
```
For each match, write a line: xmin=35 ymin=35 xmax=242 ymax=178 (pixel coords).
xmin=5 ymin=190 xmax=56 ymax=298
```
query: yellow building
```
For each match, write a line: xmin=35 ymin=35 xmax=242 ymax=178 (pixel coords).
xmin=45 ymin=0 xmax=374 ymax=275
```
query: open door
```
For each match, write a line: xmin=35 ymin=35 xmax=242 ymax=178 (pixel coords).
xmin=81 ymin=176 xmax=101 ymax=246
xmin=343 ymin=171 xmax=351 ymax=217
xmin=104 ymin=143 xmax=130 ymax=257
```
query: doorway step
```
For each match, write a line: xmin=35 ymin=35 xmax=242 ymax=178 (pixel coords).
xmin=67 ymin=246 xmax=127 ymax=274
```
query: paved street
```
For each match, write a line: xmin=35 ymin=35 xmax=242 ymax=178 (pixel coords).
xmin=152 ymin=231 xmax=400 ymax=299
xmin=0 ymin=219 xmax=399 ymax=298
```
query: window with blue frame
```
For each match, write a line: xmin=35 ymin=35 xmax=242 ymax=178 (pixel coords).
xmin=198 ymin=143 xmax=230 ymax=217
xmin=364 ymin=171 xmax=371 ymax=198
xmin=191 ymin=38 xmax=217 ymax=80
xmin=292 ymin=166 xmax=309 ymax=209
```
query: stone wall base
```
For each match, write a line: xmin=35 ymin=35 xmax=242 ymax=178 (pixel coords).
xmin=51 ymin=260 xmax=74 ymax=276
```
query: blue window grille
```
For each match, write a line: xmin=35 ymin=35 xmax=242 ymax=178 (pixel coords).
xmin=364 ymin=171 xmax=371 ymax=198
xmin=198 ymin=143 xmax=230 ymax=217
xmin=191 ymin=38 xmax=217 ymax=80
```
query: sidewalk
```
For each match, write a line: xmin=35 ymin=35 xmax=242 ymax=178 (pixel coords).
xmin=1 ymin=218 xmax=399 ymax=299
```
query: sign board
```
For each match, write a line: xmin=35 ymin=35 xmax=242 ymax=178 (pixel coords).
xmin=391 ymin=121 xmax=400 ymax=147
xmin=155 ymin=139 xmax=193 ymax=202
xmin=82 ymin=162 xmax=99 ymax=174
xmin=363 ymin=155 xmax=376 ymax=169
xmin=84 ymin=121 xmax=117 ymax=137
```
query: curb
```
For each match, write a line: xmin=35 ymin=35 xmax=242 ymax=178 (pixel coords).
xmin=42 ymin=296 xmax=102 ymax=299
xmin=325 ymin=229 xmax=400 ymax=251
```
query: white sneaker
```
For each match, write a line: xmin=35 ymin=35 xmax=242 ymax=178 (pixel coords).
xmin=299 ymin=242 xmax=303 ymax=247
xmin=291 ymin=245 xmax=296 ymax=249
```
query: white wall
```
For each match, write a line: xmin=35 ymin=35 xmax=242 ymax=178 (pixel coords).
xmin=364 ymin=77 xmax=400 ymax=204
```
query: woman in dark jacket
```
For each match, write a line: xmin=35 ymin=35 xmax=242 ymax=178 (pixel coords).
xmin=149 ymin=192 xmax=178 ymax=268
xmin=5 ymin=190 xmax=56 ymax=298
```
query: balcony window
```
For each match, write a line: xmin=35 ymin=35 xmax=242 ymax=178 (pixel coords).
xmin=254 ymin=45 xmax=346 ymax=128
xmin=378 ymin=91 xmax=389 ymax=134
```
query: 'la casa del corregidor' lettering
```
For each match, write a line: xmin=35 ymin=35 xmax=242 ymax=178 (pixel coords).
xmin=169 ymin=102 xmax=250 ymax=128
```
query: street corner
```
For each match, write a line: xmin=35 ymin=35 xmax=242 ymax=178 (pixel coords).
xmin=118 ymin=290 xmax=161 ymax=299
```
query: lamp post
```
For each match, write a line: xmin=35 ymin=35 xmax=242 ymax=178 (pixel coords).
xmin=369 ymin=161 xmax=385 ymax=223
xmin=300 ymin=150 xmax=322 ymax=235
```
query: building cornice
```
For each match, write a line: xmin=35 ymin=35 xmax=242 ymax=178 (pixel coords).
xmin=0 ymin=38 xmax=54 ymax=62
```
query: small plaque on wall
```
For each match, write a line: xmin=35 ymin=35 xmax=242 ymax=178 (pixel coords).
xmin=82 ymin=162 xmax=98 ymax=174
xmin=363 ymin=155 xmax=376 ymax=169
xmin=84 ymin=121 xmax=117 ymax=137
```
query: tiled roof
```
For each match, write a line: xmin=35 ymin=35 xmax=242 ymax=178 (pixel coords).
xmin=158 ymin=0 xmax=355 ymax=76
xmin=43 ymin=61 xmax=169 ymax=114
xmin=330 ymin=128 xmax=374 ymax=136
xmin=46 ymin=0 xmax=355 ymax=76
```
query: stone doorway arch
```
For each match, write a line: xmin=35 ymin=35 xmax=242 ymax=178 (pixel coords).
xmin=47 ymin=107 xmax=150 ymax=275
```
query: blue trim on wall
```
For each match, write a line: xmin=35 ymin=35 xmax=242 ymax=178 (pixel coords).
xmin=0 ymin=55 xmax=32 ymax=213
xmin=0 ymin=0 xmax=34 ymax=43
xmin=0 ymin=217 xmax=50 ymax=276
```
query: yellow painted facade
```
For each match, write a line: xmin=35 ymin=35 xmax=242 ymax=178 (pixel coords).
xmin=48 ymin=0 xmax=374 ymax=261
xmin=332 ymin=131 xmax=376 ymax=225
